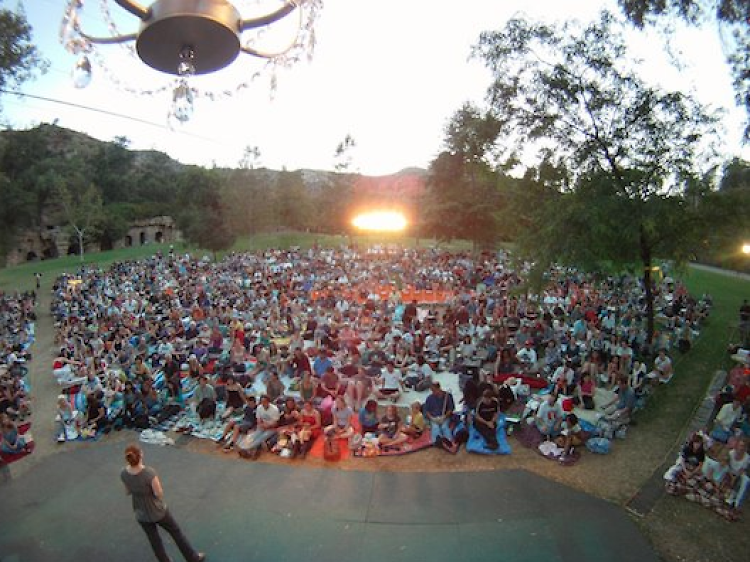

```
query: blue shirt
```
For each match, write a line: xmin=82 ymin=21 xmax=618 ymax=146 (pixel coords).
xmin=313 ymin=356 xmax=333 ymax=378
xmin=424 ymin=391 xmax=454 ymax=419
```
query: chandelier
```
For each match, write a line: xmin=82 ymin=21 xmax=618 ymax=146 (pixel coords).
xmin=60 ymin=0 xmax=323 ymax=123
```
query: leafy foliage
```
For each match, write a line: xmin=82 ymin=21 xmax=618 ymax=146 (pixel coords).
xmin=474 ymin=12 xmax=720 ymax=338
xmin=0 ymin=6 xmax=46 ymax=97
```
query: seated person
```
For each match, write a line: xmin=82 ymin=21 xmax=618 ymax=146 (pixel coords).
xmin=359 ymin=399 xmax=380 ymax=434
xmin=629 ymin=361 xmax=648 ymax=396
xmin=121 ymin=381 xmax=145 ymax=427
xmin=648 ymin=348 xmax=673 ymax=384
xmin=54 ymin=394 xmax=81 ymax=443
xmin=217 ymin=394 xmax=257 ymax=452
xmin=555 ymin=413 xmax=583 ymax=458
xmin=375 ymin=361 xmax=402 ymax=403
xmin=534 ymin=393 xmax=563 ymax=438
xmin=669 ymin=432 xmax=706 ymax=485
xmin=423 ymin=382 xmax=458 ymax=454
xmin=496 ymin=379 xmax=516 ymax=412
xmin=377 ymin=404 xmax=408 ymax=449
xmin=317 ymin=366 xmax=341 ymax=400
xmin=192 ymin=375 xmax=217 ymax=423
xmin=516 ymin=339 xmax=539 ymax=375
xmin=0 ymin=413 xmax=31 ymax=454
xmin=575 ymin=372 xmax=596 ymax=410
xmin=403 ymin=355 xmax=434 ymax=392
xmin=297 ymin=400 xmax=322 ymax=457
xmin=239 ymin=394 xmax=280 ymax=460
xmin=727 ymin=439 xmax=750 ymax=508
xmin=402 ymin=401 xmax=426 ymax=438
xmin=474 ymin=389 xmax=501 ymax=450
xmin=221 ymin=374 xmax=246 ymax=420
xmin=493 ymin=347 xmax=519 ymax=382
xmin=274 ymin=397 xmax=304 ymax=456
xmin=711 ymin=398 xmax=743 ymax=442
xmin=264 ymin=370 xmax=286 ymax=404
xmin=324 ymin=395 xmax=354 ymax=439
xmin=347 ymin=367 xmax=374 ymax=413
xmin=84 ymin=390 xmax=108 ymax=433
xmin=550 ymin=359 xmax=575 ymax=395
xmin=297 ymin=369 xmax=318 ymax=401
xmin=601 ymin=377 xmax=636 ymax=426
xmin=701 ymin=450 xmax=731 ymax=499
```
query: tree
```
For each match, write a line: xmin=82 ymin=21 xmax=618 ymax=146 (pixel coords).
xmin=423 ymin=103 xmax=503 ymax=248
xmin=617 ymin=0 xmax=750 ymax=141
xmin=56 ymin=182 xmax=103 ymax=262
xmin=0 ymin=6 xmax=46 ymax=105
xmin=474 ymin=12 xmax=719 ymax=341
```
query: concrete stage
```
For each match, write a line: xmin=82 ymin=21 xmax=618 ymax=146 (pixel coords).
xmin=0 ymin=441 xmax=657 ymax=562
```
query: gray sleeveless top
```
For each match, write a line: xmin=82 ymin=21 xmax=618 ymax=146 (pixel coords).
xmin=120 ymin=466 xmax=167 ymax=523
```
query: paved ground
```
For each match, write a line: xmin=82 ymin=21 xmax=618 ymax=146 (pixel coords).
xmin=0 ymin=441 xmax=658 ymax=562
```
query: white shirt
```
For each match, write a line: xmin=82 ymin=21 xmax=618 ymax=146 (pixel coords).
xmin=380 ymin=367 xmax=402 ymax=390
xmin=256 ymin=403 xmax=280 ymax=426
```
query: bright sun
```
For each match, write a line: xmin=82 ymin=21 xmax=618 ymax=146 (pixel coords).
xmin=352 ymin=211 xmax=408 ymax=232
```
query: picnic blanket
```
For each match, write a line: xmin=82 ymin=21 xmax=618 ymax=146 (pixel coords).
xmin=0 ymin=423 xmax=35 ymax=464
xmin=515 ymin=421 xmax=545 ymax=449
xmin=493 ymin=374 xmax=548 ymax=389
xmin=352 ymin=431 xmax=433 ymax=457
xmin=466 ymin=417 xmax=512 ymax=455
xmin=538 ymin=440 xmax=582 ymax=466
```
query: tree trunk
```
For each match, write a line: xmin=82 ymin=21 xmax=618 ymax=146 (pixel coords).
xmin=77 ymin=229 xmax=85 ymax=263
xmin=640 ymin=226 xmax=655 ymax=349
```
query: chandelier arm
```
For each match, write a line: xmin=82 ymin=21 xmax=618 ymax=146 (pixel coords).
xmin=114 ymin=0 xmax=151 ymax=21
xmin=79 ymin=31 xmax=138 ymax=45
xmin=239 ymin=1 xmax=300 ymax=32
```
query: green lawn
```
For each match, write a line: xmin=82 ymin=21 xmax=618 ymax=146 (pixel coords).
xmin=635 ymin=267 xmax=748 ymax=433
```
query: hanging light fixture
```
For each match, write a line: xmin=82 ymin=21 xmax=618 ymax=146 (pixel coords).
xmin=60 ymin=0 xmax=323 ymax=122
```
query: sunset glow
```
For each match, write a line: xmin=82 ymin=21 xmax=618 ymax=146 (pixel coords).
xmin=352 ymin=211 xmax=408 ymax=232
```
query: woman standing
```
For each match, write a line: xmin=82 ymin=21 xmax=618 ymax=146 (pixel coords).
xmin=120 ymin=444 xmax=205 ymax=562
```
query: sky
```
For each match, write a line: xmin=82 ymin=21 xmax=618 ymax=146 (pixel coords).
xmin=2 ymin=0 xmax=748 ymax=176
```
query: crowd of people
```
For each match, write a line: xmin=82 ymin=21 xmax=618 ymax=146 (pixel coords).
xmin=0 ymin=290 xmax=36 ymax=459
xmin=45 ymin=245 xmax=728 ymax=466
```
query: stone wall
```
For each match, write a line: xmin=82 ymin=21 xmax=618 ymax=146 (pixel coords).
xmin=114 ymin=216 xmax=181 ymax=249
xmin=5 ymin=216 xmax=182 ymax=266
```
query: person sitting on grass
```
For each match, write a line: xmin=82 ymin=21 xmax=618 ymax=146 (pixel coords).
xmin=711 ymin=398 xmax=743 ymax=443
xmin=555 ymin=413 xmax=583 ymax=459
xmin=423 ymin=382 xmax=458 ymax=454
xmin=240 ymin=394 xmax=280 ymax=460
xmin=473 ymin=389 xmax=501 ymax=450
xmin=601 ymin=377 xmax=636 ymax=427
xmin=217 ymin=395 xmax=257 ymax=452
xmin=375 ymin=360 xmax=402 ymax=403
xmin=647 ymin=348 xmax=673 ymax=384
xmin=325 ymin=395 xmax=354 ymax=439
xmin=534 ymin=393 xmax=563 ymax=439
xmin=377 ymin=404 xmax=408 ymax=450
xmin=55 ymin=394 xmax=81 ymax=443
xmin=727 ymin=439 xmax=750 ymax=509
xmin=402 ymin=401 xmax=426 ymax=439
xmin=359 ymin=399 xmax=380 ymax=434
xmin=297 ymin=400 xmax=322 ymax=458
xmin=0 ymin=413 xmax=31 ymax=455
xmin=192 ymin=375 xmax=217 ymax=424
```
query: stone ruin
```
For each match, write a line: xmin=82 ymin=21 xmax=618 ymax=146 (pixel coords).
xmin=5 ymin=215 xmax=181 ymax=267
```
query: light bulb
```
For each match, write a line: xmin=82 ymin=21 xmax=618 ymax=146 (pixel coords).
xmin=72 ymin=56 xmax=92 ymax=88
xmin=178 ymin=46 xmax=196 ymax=77
xmin=171 ymin=80 xmax=194 ymax=123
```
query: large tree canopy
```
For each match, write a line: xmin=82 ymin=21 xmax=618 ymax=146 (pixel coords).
xmin=473 ymin=12 xmax=720 ymax=341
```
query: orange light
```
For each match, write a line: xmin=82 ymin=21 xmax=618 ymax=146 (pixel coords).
xmin=352 ymin=211 xmax=407 ymax=232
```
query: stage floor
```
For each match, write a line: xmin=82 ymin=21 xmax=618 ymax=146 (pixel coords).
xmin=0 ymin=441 xmax=657 ymax=562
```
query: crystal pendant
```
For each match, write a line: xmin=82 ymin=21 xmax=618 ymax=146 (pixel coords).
xmin=72 ymin=55 xmax=92 ymax=88
xmin=171 ymin=80 xmax=194 ymax=123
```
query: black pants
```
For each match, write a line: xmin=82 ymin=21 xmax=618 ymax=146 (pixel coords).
xmin=474 ymin=419 xmax=499 ymax=449
xmin=139 ymin=510 xmax=200 ymax=562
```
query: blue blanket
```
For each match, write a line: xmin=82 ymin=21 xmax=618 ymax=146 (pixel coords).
xmin=466 ymin=414 xmax=512 ymax=455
